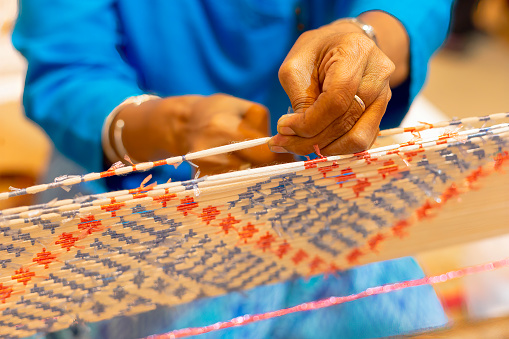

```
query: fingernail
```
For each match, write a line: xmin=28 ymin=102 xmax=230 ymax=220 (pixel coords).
xmin=277 ymin=113 xmax=297 ymax=125
xmin=270 ymin=146 xmax=289 ymax=153
xmin=279 ymin=126 xmax=296 ymax=136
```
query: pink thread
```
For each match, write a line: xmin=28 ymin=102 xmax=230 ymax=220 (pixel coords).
xmin=145 ymin=258 xmax=509 ymax=339
xmin=313 ymin=144 xmax=324 ymax=158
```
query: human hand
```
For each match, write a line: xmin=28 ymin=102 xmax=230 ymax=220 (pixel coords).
xmin=111 ymin=94 xmax=292 ymax=175
xmin=269 ymin=18 xmax=396 ymax=156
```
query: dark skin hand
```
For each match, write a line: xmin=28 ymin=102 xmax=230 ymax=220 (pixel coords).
xmin=106 ymin=11 xmax=409 ymax=175
xmin=269 ymin=11 xmax=409 ymax=156
xmin=110 ymin=94 xmax=294 ymax=176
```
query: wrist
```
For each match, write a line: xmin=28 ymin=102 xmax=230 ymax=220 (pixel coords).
xmin=331 ymin=18 xmax=378 ymax=46
xmin=358 ymin=11 xmax=410 ymax=87
xmin=101 ymin=94 xmax=160 ymax=164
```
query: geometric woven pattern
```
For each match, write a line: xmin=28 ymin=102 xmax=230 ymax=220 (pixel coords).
xmin=0 ymin=114 xmax=508 ymax=338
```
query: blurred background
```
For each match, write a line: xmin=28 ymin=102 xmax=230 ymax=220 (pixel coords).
xmin=0 ymin=0 xmax=508 ymax=337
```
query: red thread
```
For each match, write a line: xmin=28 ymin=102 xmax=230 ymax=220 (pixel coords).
xmin=101 ymin=202 xmax=125 ymax=218
xmin=217 ymin=214 xmax=241 ymax=235
xmin=440 ymin=184 xmax=461 ymax=204
xmin=55 ymin=232 xmax=81 ymax=251
xmin=199 ymin=206 xmax=221 ymax=225
xmin=308 ymin=256 xmax=325 ymax=275
xmin=377 ymin=160 xmax=398 ymax=179
xmin=153 ymin=193 xmax=177 ymax=208
xmin=256 ymin=232 xmax=276 ymax=252
xmin=391 ymin=220 xmax=411 ymax=238
xmin=274 ymin=240 xmax=291 ymax=259
xmin=313 ymin=144 xmax=324 ymax=158
xmin=335 ymin=167 xmax=356 ymax=187
xmin=32 ymin=248 xmax=58 ymax=269
xmin=368 ymin=233 xmax=386 ymax=252
xmin=153 ymin=160 xmax=167 ymax=167
xmin=354 ymin=151 xmax=378 ymax=164
xmin=133 ymin=193 xmax=149 ymax=199
xmin=77 ymin=216 xmax=105 ymax=236
xmin=494 ymin=151 xmax=509 ymax=171
xmin=238 ymin=223 xmax=259 ymax=244
xmin=11 ymin=267 xmax=36 ymax=286
xmin=304 ymin=157 xmax=328 ymax=169
xmin=465 ymin=166 xmax=484 ymax=189
xmin=403 ymin=145 xmax=425 ymax=162
xmin=291 ymin=249 xmax=308 ymax=265
xmin=351 ymin=179 xmax=371 ymax=198
xmin=318 ymin=162 xmax=339 ymax=178
xmin=346 ymin=248 xmax=363 ymax=264
xmin=177 ymin=196 xmax=199 ymax=216
xmin=415 ymin=200 xmax=435 ymax=220
xmin=100 ymin=170 xmax=116 ymax=178
xmin=0 ymin=284 xmax=13 ymax=303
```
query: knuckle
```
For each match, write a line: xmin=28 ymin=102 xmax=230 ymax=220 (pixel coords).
xmin=291 ymin=96 xmax=315 ymax=114
xmin=333 ymin=111 xmax=360 ymax=135
xmin=209 ymin=93 xmax=231 ymax=101
xmin=252 ymin=103 xmax=269 ymax=117
xmin=379 ymin=58 xmax=396 ymax=78
xmin=341 ymin=111 xmax=359 ymax=133
xmin=345 ymin=33 xmax=376 ymax=53
xmin=278 ymin=58 xmax=300 ymax=84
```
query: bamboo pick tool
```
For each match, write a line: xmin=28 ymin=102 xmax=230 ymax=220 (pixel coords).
xmin=0 ymin=113 xmax=508 ymax=338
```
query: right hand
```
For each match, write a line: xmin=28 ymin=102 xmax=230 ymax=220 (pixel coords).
xmin=110 ymin=94 xmax=293 ymax=175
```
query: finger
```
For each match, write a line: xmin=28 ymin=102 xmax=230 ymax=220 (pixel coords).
xmin=278 ymin=37 xmax=395 ymax=141
xmin=273 ymin=80 xmax=388 ymax=155
xmin=269 ymin=85 xmax=390 ymax=155
xmin=242 ymin=103 xmax=271 ymax=135
xmin=191 ymin=117 xmax=273 ymax=170
xmin=235 ymin=123 xmax=286 ymax=165
xmin=278 ymin=35 xmax=373 ymax=138
xmin=320 ymin=86 xmax=391 ymax=155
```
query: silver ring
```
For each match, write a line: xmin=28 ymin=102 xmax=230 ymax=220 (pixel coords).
xmin=354 ymin=95 xmax=366 ymax=112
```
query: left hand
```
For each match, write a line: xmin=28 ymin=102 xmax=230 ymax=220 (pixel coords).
xmin=268 ymin=19 xmax=395 ymax=156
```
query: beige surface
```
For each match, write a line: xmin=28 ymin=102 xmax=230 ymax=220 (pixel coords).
xmin=0 ymin=101 xmax=51 ymax=177
xmin=355 ymin=168 xmax=509 ymax=266
xmin=422 ymin=35 xmax=509 ymax=120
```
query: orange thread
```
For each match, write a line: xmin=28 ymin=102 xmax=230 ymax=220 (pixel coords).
xmin=153 ymin=193 xmax=177 ymax=207
xmin=217 ymin=214 xmax=241 ymax=235
xmin=274 ymin=240 xmax=291 ymax=259
xmin=291 ymin=249 xmax=309 ymax=265
xmin=368 ymin=233 xmax=386 ymax=252
xmin=392 ymin=220 xmax=411 ymax=238
xmin=309 ymin=255 xmax=325 ymax=275
xmin=256 ymin=232 xmax=276 ymax=252
xmin=0 ymin=284 xmax=13 ymax=303
xmin=199 ymin=206 xmax=221 ymax=225
xmin=11 ymin=267 xmax=35 ymax=286
xmin=177 ymin=196 xmax=199 ymax=216
xmin=346 ymin=248 xmax=363 ymax=264
xmin=32 ymin=248 xmax=58 ymax=269
xmin=238 ymin=223 xmax=259 ymax=244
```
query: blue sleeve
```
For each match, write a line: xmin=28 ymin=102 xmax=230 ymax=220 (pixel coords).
xmin=345 ymin=0 xmax=453 ymax=102
xmin=12 ymin=1 xmax=145 ymax=172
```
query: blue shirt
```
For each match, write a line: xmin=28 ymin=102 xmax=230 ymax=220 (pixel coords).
xmin=14 ymin=1 xmax=453 ymax=337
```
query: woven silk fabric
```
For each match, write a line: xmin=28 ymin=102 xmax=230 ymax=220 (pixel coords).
xmin=0 ymin=115 xmax=508 ymax=338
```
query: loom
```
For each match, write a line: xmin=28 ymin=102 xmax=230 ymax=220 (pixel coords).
xmin=0 ymin=113 xmax=508 ymax=338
